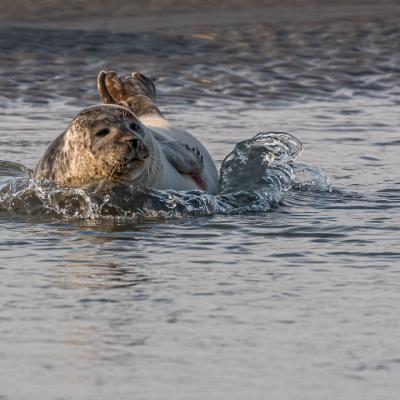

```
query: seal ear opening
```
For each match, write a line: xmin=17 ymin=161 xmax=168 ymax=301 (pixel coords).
xmin=97 ymin=71 xmax=114 ymax=104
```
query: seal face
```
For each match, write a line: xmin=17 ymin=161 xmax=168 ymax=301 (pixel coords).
xmin=34 ymin=105 xmax=157 ymax=187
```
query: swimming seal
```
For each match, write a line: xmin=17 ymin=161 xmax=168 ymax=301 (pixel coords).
xmin=34 ymin=71 xmax=220 ymax=194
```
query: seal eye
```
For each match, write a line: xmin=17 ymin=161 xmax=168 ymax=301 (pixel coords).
xmin=129 ymin=122 xmax=139 ymax=132
xmin=95 ymin=128 xmax=110 ymax=137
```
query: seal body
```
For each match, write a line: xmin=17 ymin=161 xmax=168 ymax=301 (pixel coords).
xmin=34 ymin=104 xmax=220 ymax=194
xmin=140 ymin=114 xmax=219 ymax=193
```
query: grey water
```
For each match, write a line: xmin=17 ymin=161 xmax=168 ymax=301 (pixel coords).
xmin=1 ymin=2 xmax=400 ymax=399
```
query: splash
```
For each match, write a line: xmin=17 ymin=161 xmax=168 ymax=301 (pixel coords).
xmin=0 ymin=133 xmax=331 ymax=221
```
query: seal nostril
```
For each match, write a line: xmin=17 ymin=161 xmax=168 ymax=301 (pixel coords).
xmin=131 ymin=139 xmax=139 ymax=149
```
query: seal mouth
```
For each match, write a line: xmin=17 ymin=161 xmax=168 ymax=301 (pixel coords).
xmin=124 ymin=142 xmax=150 ymax=166
xmin=124 ymin=156 xmax=146 ymax=167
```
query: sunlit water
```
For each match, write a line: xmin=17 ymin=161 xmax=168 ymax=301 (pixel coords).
xmin=1 ymin=4 xmax=400 ymax=400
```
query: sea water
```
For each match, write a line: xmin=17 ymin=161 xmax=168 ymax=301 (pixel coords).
xmin=0 ymin=3 xmax=399 ymax=399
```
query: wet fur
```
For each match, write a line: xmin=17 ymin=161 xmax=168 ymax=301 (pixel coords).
xmin=34 ymin=106 xmax=158 ymax=187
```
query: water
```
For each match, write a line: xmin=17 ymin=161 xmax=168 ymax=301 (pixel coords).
xmin=1 ymin=2 xmax=400 ymax=399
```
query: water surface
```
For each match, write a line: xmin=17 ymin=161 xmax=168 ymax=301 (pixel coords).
xmin=0 ymin=2 xmax=400 ymax=399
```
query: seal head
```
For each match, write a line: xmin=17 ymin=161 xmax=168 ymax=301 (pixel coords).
xmin=34 ymin=104 xmax=157 ymax=187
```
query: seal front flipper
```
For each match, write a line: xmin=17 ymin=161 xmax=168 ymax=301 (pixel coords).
xmin=97 ymin=71 xmax=162 ymax=117
xmin=160 ymin=141 xmax=204 ymax=175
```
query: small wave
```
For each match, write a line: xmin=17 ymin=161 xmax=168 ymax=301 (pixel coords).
xmin=292 ymin=163 xmax=332 ymax=193
xmin=0 ymin=132 xmax=331 ymax=221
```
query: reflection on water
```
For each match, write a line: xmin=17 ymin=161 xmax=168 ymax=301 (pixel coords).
xmin=58 ymin=261 xmax=151 ymax=290
xmin=0 ymin=2 xmax=400 ymax=400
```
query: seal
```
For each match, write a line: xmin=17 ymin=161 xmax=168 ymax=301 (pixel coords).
xmin=34 ymin=71 xmax=220 ymax=194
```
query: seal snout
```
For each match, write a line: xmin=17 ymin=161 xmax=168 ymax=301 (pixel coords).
xmin=122 ymin=135 xmax=150 ymax=164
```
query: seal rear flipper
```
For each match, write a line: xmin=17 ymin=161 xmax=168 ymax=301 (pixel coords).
xmin=97 ymin=71 xmax=114 ymax=104
xmin=160 ymin=141 xmax=204 ymax=175
xmin=96 ymin=71 xmax=162 ymax=118
xmin=131 ymin=72 xmax=156 ymax=102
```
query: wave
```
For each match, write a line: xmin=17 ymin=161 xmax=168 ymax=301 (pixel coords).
xmin=0 ymin=132 xmax=331 ymax=221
